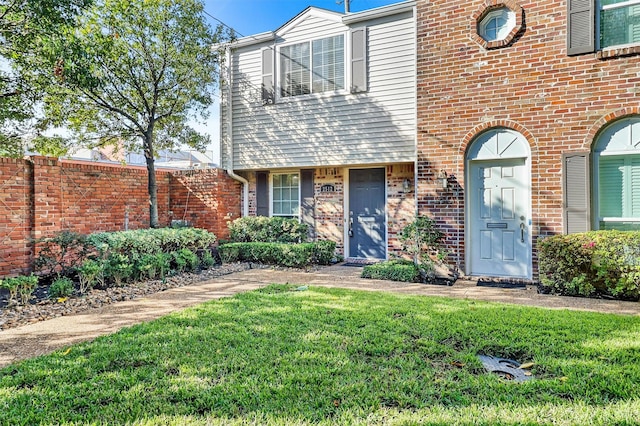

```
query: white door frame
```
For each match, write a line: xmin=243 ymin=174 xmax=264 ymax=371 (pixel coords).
xmin=344 ymin=166 xmax=388 ymax=260
xmin=465 ymin=128 xmax=532 ymax=279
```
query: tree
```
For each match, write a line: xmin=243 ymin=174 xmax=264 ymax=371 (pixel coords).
xmin=21 ymin=0 xmax=231 ymax=227
xmin=0 ymin=0 xmax=92 ymax=157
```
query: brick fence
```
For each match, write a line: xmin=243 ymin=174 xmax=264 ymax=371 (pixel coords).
xmin=0 ymin=156 xmax=241 ymax=278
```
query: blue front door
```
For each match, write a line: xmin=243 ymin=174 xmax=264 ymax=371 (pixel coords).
xmin=349 ymin=168 xmax=386 ymax=259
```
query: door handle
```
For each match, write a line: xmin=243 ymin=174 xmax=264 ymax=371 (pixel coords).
xmin=520 ymin=223 xmax=525 ymax=243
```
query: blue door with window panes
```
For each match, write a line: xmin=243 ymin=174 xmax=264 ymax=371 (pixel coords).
xmin=349 ymin=168 xmax=386 ymax=259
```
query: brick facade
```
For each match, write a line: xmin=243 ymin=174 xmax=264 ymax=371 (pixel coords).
xmin=416 ymin=0 xmax=640 ymax=278
xmin=0 ymin=157 xmax=241 ymax=277
xmin=244 ymin=165 xmax=416 ymax=258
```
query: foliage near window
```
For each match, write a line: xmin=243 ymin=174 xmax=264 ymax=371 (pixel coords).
xmin=227 ymin=216 xmax=308 ymax=243
xmin=218 ymin=241 xmax=336 ymax=267
xmin=538 ymin=231 xmax=640 ymax=300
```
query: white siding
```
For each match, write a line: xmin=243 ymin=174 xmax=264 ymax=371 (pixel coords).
xmin=222 ymin=9 xmax=416 ymax=170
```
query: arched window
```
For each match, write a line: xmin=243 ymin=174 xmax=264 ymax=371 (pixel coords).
xmin=593 ymin=116 xmax=640 ymax=230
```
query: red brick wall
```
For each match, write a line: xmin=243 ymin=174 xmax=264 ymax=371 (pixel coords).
xmin=0 ymin=157 xmax=241 ymax=277
xmin=416 ymin=0 xmax=640 ymax=277
xmin=0 ymin=158 xmax=32 ymax=276
xmin=169 ymin=168 xmax=242 ymax=241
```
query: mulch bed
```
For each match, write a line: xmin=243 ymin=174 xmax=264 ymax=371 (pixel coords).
xmin=0 ymin=262 xmax=260 ymax=331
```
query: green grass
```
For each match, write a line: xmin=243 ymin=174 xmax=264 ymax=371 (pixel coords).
xmin=1 ymin=284 xmax=640 ymax=425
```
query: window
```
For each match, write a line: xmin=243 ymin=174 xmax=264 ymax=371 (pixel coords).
xmin=280 ymin=35 xmax=344 ymax=98
xmin=568 ymin=0 xmax=640 ymax=55
xmin=272 ymin=173 xmax=299 ymax=218
xmin=594 ymin=117 xmax=640 ymax=230
xmin=478 ymin=7 xmax=516 ymax=42
xmin=600 ymin=0 xmax=640 ymax=49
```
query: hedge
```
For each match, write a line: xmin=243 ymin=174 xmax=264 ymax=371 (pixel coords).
xmin=218 ymin=241 xmax=336 ymax=268
xmin=361 ymin=260 xmax=420 ymax=283
xmin=227 ymin=217 xmax=308 ymax=243
xmin=537 ymin=230 xmax=640 ymax=300
xmin=87 ymin=228 xmax=216 ymax=257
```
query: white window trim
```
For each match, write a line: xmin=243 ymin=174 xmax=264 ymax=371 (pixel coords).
xmin=276 ymin=32 xmax=348 ymax=103
xmin=270 ymin=171 xmax=301 ymax=219
xmin=478 ymin=7 xmax=516 ymax=42
xmin=597 ymin=0 xmax=640 ymax=50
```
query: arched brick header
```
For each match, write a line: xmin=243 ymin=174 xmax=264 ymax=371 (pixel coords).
xmin=583 ymin=107 xmax=640 ymax=150
xmin=460 ymin=120 xmax=537 ymax=158
xmin=470 ymin=0 xmax=524 ymax=50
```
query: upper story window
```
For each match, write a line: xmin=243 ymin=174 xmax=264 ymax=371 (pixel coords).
xmin=568 ymin=0 xmax=640 ymax=56
xmin=600 ymin=0 xmax=640 ymax=49
xmin=478 ymin=7 xmax=516 ymax=42
xmin=280 ymin=35 xmax=345 ymax=98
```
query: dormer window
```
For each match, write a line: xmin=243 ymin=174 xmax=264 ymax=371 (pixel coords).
xmin=280 ymin=35 xmax=345 ymax=98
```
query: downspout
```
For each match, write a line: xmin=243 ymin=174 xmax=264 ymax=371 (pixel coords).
xmin=222 ymin=45 xmax=249 ymax=217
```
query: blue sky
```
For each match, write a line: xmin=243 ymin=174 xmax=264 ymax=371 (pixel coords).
xmin=196 ymin=0 xmax=402 ymax=163
xmin=204 ymin=0 xmax=401 ymax=36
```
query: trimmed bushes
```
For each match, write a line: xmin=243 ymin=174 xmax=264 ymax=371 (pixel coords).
xmin=227 ymin=217 xmax=308 ymax=243
xmin=219 ymin=241 xmax=336 ymax=268
xmin=538 ymin=230 xmax=640 ymax=300
xmin=361 ymin=260 xmax=420 ymax=283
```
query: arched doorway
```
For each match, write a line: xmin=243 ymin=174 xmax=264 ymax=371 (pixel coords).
xmin=465 ymin=128 xmax=532 ymax=278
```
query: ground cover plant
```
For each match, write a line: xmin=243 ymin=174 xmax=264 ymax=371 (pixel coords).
xmin=1 ymin=286 xmax=639 ymax=425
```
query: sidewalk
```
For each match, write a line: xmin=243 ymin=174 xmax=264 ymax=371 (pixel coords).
xmin=1 ymin=264 xmax=639 ymax=368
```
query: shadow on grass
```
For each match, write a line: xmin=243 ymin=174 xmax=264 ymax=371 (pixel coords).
xmin=1 ymin=285 xmax=639 ymax=425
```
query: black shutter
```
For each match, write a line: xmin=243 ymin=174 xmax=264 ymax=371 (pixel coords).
xmin=563 ymin=153 xmax=591 ymax=233
xmin=262 ymin=48 xmax=275 ymax=105
xmin=256 ymin=171 xmax=269 ymax=216
xmin=567 ymin=0 xmax=595 ymax=55
xmin=300 ymin=169 xmax=315 ymax=239
xmin=350 ymin=27 xmax=367 ymax=93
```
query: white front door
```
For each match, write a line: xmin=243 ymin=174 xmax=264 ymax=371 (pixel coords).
xmin=468 ymin=158 xmax=531 ymax=278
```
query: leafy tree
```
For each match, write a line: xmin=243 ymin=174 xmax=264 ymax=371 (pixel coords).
xmin=0 ymin=0 xmax=92 ymax=157
xmin=20 ymin=0 xmax=231 ymax=227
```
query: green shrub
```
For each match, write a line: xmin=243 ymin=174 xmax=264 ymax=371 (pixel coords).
xmin=1 ymin=275 xmax=39 ymax=305
xmin=538 ymin=230 xmax=640 ymax=300
xmin=200 ymin=249 xmax=217 ymax=269
xmin=400 ymin=216 xmax=447 ymax=280
xmin=361 ymin=260 xmax=420 ymax=283
xmin=172 ymin=249 xmax=199 ymax=272
xmin=87 ymin=228 xmax=216 ymax=259
xmin=49 ymin=276 xmax=75 ymax=299
xmin=76 ymin=259 xmax=105 ymax=293
xmin=218 ymin=241 xmax=336 ymax=267
xmin=34 ymin=231 xmax=96 ymax=277
xmin=105 ymin=252 xmax=133 ymax=286
xmin=228 ymin=217 xmax=308 ymax=243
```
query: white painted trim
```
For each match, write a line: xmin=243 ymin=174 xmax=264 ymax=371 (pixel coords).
xmin=269 ymin=170 xmax=301 ymax=219
xmin=342 ymin=1 xmax=416 ymax=24
xmin=465 ymin=129 xmax=532 ymax=279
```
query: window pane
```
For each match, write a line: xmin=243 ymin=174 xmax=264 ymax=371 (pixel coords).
xmin=280 ymin=43 xmax=310 ymax=97
xmin=601 ymin=5 xmax=640 ymax=48
xmin=599 ymin=157 xmax=624 ymax=218
xmin=272 ymin=173 xmax=300 ymax=217
xmin=312 ymin=35 xmax=344 ymax=93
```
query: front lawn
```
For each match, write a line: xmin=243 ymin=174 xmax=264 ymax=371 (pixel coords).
xmin=1 ymin=285 xmax=639 ymax=425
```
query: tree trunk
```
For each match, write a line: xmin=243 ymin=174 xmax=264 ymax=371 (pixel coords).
xmin=144 ymin=130 xmax=159 ymax=228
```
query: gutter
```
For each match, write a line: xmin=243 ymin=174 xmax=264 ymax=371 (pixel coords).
xmin=221 ymin=45 xmax=249 ymax=217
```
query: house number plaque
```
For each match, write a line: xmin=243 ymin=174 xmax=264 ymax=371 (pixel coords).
xmin=320 ymin=184 xmax=335 ymax=192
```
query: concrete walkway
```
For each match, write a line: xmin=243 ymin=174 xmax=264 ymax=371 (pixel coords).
xmin=1 ymin=264 xmax=639 ymax=368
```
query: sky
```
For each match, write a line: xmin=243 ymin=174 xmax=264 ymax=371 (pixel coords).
xmin=194 ymin=0 xmax=402 ymax=164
